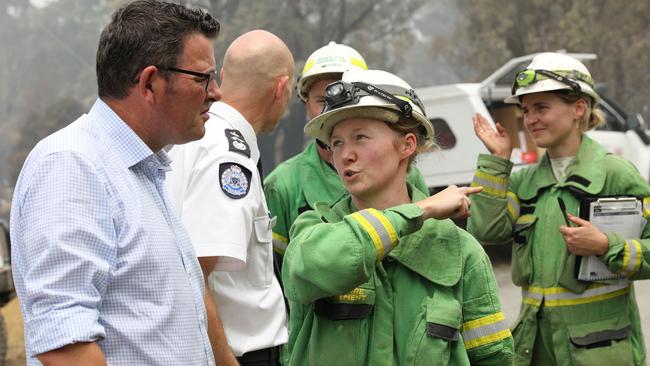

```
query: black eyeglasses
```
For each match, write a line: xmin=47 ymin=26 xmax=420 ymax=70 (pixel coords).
xmin=157 ymin=65 xmax=217 ymax=92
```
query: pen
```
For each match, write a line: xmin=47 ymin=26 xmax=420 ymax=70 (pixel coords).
xmin=557 ymin=197 xmax=572 ymax=227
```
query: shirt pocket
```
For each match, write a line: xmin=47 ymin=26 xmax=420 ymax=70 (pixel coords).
xmin=407 ymin=289 xmax=464 ymax=365
xmin=248 ymin=214 xmax=272 ymax=287
xmin=567 ymin=314 xmax=634 ymax=366
xmin=511 ymin=214 xmax=537 ymax=287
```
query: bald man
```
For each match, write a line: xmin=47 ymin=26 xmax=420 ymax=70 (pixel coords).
xmin=166 ymin=30 xmax=294 ymax=366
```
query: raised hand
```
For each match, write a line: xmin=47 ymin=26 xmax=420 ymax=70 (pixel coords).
xmin=472 ymin=113 xmax=513 ymax=159
xmin=415 ymin=185 xmax=483 ymax=220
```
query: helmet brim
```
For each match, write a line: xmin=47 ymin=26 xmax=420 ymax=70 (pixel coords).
xmin=506 ymin=79 xmax=600 ymax=104
xmin=305 ymin=104 xmax=433 ymax=146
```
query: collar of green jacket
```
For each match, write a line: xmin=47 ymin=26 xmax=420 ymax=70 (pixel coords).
xmin=301 ymin=141 xmax=348 ymax=206
xmin=323 ymin=183 xmax=462 ymax=286
xmin=516 ymin=135 xmax=608 ymax=200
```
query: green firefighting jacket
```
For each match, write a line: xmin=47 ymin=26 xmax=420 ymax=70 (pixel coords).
xmin=282 ymin=185 xmax=514 ymax=366
xmin=467 ymin=135 xmax=650 ymax=366
xmin=264 ymin=140 xmax=429 ymax=258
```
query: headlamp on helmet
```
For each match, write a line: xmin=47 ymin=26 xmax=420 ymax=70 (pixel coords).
xmin=322 ymin=80 xmax=423 ymax=119
xmin=505 ymin=52 xmax=600 ymax=104
xmin=511 ymin=69 xmax=595 ymax=96
xmin=304 ymin=69 xmax=434 ymax=148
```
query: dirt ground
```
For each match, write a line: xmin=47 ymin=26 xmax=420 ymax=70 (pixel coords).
xmin=1 ymin=298 xmax=25 ymax=366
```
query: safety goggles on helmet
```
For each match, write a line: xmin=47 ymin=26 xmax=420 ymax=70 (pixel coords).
xmin=322 ymin=80 xmax=425 ymax=119
xmin=511 ymin=69 xmax=594 ymax=96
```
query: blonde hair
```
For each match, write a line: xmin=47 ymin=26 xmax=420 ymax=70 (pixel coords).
xmin=554 ymin=92 xmax=606 ymax=132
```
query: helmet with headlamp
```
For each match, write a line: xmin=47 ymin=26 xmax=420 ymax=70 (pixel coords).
xmin=304 ymin=69 xmax=434 ymax=149
xmin=505 ymin=52 xmax=600 ymax=104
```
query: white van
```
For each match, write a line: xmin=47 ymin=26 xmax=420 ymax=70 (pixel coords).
xmin=415 ymin=52 xmax=650 ymax=192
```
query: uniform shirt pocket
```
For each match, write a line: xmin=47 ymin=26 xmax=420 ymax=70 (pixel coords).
xmin=511 ymin=214 xmax=537 ymax=286
xmin=407 ymin=290 xmax=464 ymax=365
xmin=248 ymin=214 xmax=272 ymax=287
xmin=425 ymin=291 xmax=462 ymax=341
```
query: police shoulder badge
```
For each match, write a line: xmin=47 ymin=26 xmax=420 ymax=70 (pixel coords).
xmin=219 ymin=163 xmax=252 ymax=199
xmin=225 ymin=129 xmax=251 ymax=158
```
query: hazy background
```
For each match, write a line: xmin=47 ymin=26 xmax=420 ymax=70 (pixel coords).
xmin=1 ymin=0 xmax=649 ymax=221
xmin=1 ymin=1 xmax=650 ymax=364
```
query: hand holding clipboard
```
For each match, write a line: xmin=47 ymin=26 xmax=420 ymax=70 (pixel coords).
xmin=560 ymin=196 xmax=646 ymax=282
xmin=557 ymin=198 xmax=610 ymax=257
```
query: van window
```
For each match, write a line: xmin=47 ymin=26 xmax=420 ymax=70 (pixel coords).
xmin=431 ymin=118 xmax=457 ymax=149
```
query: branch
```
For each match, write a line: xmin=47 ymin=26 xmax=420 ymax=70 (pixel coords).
xmin=338 ymin=0 xmax=375 ymax=41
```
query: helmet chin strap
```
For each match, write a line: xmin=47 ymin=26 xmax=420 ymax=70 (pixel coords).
xmin=316 ymin=138 xmax=330 ymax=150
xmin=315 ymin=139 xmax=337 ymax=172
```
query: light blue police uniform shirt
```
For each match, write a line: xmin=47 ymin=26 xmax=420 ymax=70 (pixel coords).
xmin=10 ymin=99 xmax=215 ymax=366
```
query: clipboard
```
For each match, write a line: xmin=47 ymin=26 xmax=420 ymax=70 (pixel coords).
xmin=577 ymin=196 xmax=646 ymax=282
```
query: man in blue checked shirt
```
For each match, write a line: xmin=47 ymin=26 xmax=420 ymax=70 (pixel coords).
xmin=10 ymin=1 xmax=221 ymax=365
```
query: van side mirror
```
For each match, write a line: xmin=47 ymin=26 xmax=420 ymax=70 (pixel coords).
xmin=627 ymin=113 xmax=642 ymax=130
xmin=628 ymin=113 xmax=650 ymax=145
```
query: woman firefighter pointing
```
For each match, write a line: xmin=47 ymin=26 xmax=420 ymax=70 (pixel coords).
xmin=282 ymin=69 xmax=514 ymax=365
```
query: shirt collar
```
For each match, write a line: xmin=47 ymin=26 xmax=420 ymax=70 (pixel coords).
xmin=560 ymin=134 xmax=607 ymax=194
xmin=517 ymin=135 xmax=608 ymax=199
xmin=300 ymin=141 xmax=348 ymax=206
xmin=208 ymin=101 xmax=260 ymax=163
xmin=91 ymin=98 xmax=162 ymax=169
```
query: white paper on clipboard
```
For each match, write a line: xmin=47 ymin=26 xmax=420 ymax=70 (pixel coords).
xmin=578 ymin=197 xmax=646 ymax=282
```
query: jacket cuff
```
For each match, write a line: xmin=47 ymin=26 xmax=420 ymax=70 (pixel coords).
xmin=385 ymin=203 xmax=424 ymax=236
xmin=477 ymin=154 xmax=514 ymax=175
xmin=601 ymin=232 xmax=642 ymax=277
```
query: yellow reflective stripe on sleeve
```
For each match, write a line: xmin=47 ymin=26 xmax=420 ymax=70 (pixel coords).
xmin=472 ymin=171 xmax=507 ymax=198
xmin=351 ymin=209 xmax=398 ymax=259
xmin=620 ymin=240 xmax=642 ymax=276
xmin=350 ymin=213 xmax=383 ymax=256
xmin=367 ymin=209 xmax=398 ymax=244
xmin=643 ymin=197 xmax=650 ymax=218
xmin=522 ymin=282 xmax=629 ymax=307
xmin=461 ymin=312 xmax=511 ymax=349
xmin=506 ymin=191 xmax=520 ymax=221
xmin=272 ymin=232 xmax=288 ymax=254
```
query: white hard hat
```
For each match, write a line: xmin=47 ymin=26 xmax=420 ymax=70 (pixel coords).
xmin=304 ymin=69 xmax=434 ymax=149
xmin=296 ymin=41 xmax=368 ymax=103
xmin=505 ymin=52 xmax=600 ymax=104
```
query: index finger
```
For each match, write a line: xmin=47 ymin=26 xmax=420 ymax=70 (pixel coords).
xmin=461 ymin=186 xmax=483 ymax=195
xmin=567 ymin=213 xmax=589 ymax=227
